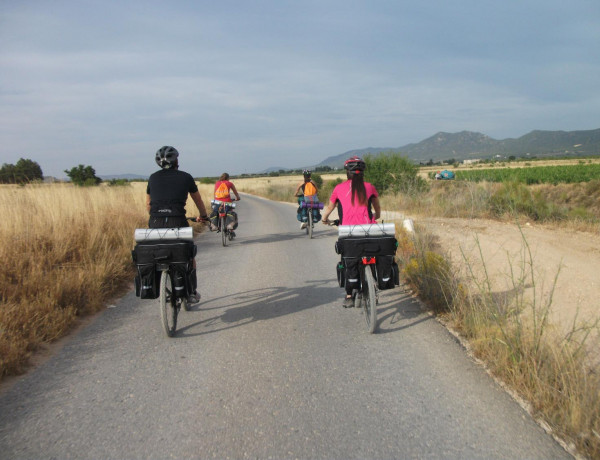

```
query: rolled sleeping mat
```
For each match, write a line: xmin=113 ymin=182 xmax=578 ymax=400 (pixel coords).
xmin=134 ymin=227 xmax=193 ymax=242
xmin=211 ymin=200 xmax=236 ymax=208
xmin=338 ymin=223 xmax=396 ymax=238
xmin=300 ymin=201 xmax=324 ymax=209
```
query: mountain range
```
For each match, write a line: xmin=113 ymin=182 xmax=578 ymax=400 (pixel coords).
xmin=315 ymin=128 xmax=600 ymax=169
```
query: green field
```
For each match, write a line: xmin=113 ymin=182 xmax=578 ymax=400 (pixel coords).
xmin=456 ymin=164 xmax=600 ymax=184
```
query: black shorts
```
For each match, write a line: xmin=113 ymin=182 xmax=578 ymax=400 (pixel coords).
xmin=148 ymin=216 xmax=189 ymax=229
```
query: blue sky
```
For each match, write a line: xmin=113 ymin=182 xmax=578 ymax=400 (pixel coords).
xmin=1 ymin=0 xmax=599 ymax=178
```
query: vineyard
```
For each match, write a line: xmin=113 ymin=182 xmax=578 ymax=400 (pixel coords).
xmin=454 ymin=163 xmax=600 ymax=184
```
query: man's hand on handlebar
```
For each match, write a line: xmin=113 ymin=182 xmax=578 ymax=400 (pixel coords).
xmin=188 ymin=216 xmax=209 ymax=223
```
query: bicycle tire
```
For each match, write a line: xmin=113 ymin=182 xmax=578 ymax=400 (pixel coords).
xmin=221 ymin=216 xmax=227 ymax=247
xmin=159 ymin=270 xmax=178 ymax=337
xmin=308 ymin=211 xmax=313 ymax=239
xmin=363 ymin=266 xmax=377 ymax=333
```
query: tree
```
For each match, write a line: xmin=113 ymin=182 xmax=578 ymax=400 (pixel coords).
xmin=364 ymin=152 xmax=427 ymax=195
xmin=64 ymin=164 xmax=102 ymax=186
xmin=0 ymin=158 xmax=43 ymax=184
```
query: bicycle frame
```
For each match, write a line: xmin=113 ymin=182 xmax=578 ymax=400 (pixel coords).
xmin=212 ymin=200 xmax=236 ymax=246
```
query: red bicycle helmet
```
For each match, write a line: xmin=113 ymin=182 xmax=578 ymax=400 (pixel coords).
xmin=344 ymin=156 xmax=366 ymax=173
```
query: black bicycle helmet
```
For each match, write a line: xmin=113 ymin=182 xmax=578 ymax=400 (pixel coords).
xmin=344 ymin=156 xmax=366 ymax=172
xmin=303 ymin=169 xmax=311 ymax=177
xmin=155 ymin=146 xmax=179 ymax=169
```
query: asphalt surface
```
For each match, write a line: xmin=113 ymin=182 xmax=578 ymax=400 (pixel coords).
xmin=0 ymin=194 xmax=570 ymax=459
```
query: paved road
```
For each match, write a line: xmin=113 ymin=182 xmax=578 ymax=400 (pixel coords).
xmin=0 ymin=194 xmax=570 ymax=459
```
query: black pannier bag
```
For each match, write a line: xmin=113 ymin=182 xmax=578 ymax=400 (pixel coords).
xmin=335 ymin=236 xmax=398 ymax=291
xmin=335 ymin=236 xmax=397 ymax=257
xmin=169 ymin=262 xmax=192 ymax=298
xmin=376 ymin=255 xmax=397 ymax=290
xmin=132 ymin=241 xmax=196 ymax=299
xmin=336 ymin=261 xmax=346 ymax=287
xmin=342 ymin=257 xmax=360 ymax=291
xmin=134 ymin=263 xmax=161 ymax=299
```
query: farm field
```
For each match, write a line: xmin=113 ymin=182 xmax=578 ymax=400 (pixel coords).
xmin=418 ymin=157 xmax=600 ymax=179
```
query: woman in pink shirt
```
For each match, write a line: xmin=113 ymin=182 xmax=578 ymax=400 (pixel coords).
xmin=321 ymin=156 xmax=381 ymax=306
xmin=321 ymin=156 xmax=381 ymax=226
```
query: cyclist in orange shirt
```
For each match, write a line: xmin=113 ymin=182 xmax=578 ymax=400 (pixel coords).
xmin=294 ymin=169 xmax=320 ymax=229
xmin=210 ymin=173 xmax=241 ymax=234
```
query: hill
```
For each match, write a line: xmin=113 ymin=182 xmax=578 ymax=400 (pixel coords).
xmin=315 ymin=128 xmax=600 ymax=168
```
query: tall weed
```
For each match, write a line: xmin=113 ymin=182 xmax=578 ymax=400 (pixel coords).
xmin=0 ymin=182 xmax=211 ymax=378
xmin=399 ymin=222 xmax=600 ymax=458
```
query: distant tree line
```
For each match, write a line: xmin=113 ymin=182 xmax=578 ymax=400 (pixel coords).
xmin=0 ymin=158 xmax=44 ymax=184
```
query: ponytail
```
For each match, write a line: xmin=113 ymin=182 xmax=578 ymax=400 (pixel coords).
xmin=349 ymin=172 xmax=367 ymax=206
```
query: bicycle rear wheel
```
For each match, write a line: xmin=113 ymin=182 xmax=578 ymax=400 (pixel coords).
xmin=308 ymin=211 xmax=313 ymax=238
xmin=159 ymin=270 xmax=179 ymax=337
xmin=363 ymin=266 xmax=377 ymax=333
xmin=221 ymin=216 xmax=227 ymax=246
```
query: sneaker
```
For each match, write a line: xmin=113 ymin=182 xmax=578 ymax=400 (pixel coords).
xmin=187 ymin=291 xmax=201 ymax=304
xmin=230 ymin=231 xmax=236 ymax=238
xmin=300 ymin=222 xmax=307 ymax=229
xmin=342 ymin=296 xmax=353 ymax=308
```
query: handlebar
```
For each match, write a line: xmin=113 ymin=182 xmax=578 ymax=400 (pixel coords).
xmin=188 ymin=216 xmax=209 ymax=223
xmin=322 ymin=219 xmax=340 ymax=226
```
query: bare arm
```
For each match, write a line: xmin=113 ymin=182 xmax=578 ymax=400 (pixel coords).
xmin=230 ymin=183 xmax=241 ymax=200
xmin=371 ymin=195 xmax=381 ymax=220
xmin=321 ymin=199 xmax=336 ymax=223
xmin=190 ymin=191 xmax=208 ymax=220
xmin=146 ymin=194 xmax=151 ymax=213
xmin=294 ymin=183 xmax=303 ymax=197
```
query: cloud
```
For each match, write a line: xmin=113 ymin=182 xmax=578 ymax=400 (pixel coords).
xmin=1 ymin=0 xmax=599 ymax=177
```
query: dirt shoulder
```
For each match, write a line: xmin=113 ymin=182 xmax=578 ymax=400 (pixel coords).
xmin=410 ymin=215 xmax=600 ymax=361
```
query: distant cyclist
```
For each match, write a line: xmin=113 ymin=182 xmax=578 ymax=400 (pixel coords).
xmin=321 ymin=156 xmax=381 ymax=306
xmin=146 ymin=146 xmax=208 ymax=303
xmin=294 ymin=169 xmax=320 ymax=229
xmin=210 ymin=173 xmax=241 ymax=236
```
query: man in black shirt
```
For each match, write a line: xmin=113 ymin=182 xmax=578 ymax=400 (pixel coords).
xmin=146 ymin=146 xmax=208 ymax=303
xmin=147 ymin=146 xmax=208 ymax=228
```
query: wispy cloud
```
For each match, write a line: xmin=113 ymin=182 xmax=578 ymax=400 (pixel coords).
xmin=1 ymin=0 xmax=599 ymax=177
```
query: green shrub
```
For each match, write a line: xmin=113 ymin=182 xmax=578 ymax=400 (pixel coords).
xmin=490 ymin=181 xmax=567 ymax=221
xmin=320 ymin=177 xmax=343 ymax=203
xmin=107 ymin=179 xmax=130 ymax=186
xmin=364 ymin=152 xmax=427 ymax=195
xmin=312 ymin=173 xmax=323 ymax=189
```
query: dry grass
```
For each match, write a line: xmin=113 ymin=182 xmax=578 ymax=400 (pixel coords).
xmin=398 ymin=222 xmax=600 ymax=458
xmin=235 ymin=174 xmax=344 ymax=203
xmin=381 ymin=180 xmax=600 ymax=232
xmin=0 ymin=182 xmax=212 ymax=379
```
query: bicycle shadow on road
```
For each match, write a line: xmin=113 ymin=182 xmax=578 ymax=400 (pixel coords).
xmin=176 ymin=279 xmax=341 ymax=337
xmin=373 ymin=288 xmax=433 ymax=334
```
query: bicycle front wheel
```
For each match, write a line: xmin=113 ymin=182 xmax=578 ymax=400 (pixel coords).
xmin=159 ymin=270 xmax=178 ymax=337
xmin=221 ymin=216 xmax=227 ymax=246
xmin=363 ymin=266 xmax=377 ymax=333
xmin=308 ymin=211 xmax=313 ymax=238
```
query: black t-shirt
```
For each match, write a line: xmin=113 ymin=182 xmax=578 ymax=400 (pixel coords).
xmin=147 ymin=169 xmax=199 ymax=217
